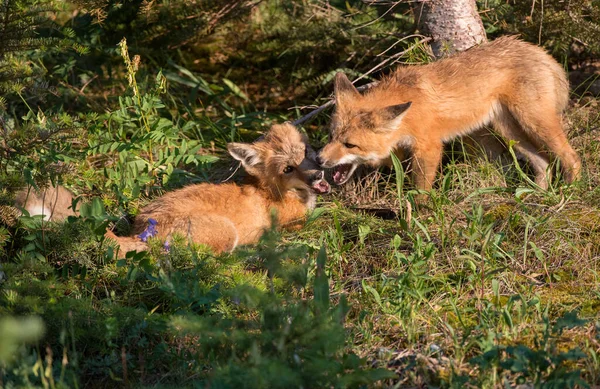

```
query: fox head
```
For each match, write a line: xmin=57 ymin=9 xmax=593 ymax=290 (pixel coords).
xmin=319 ymin=72 xmax=412 ymax=185
xmin=227 ymin=123 xmax=330 ymax=203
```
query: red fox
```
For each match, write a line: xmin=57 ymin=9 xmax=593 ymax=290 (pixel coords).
xmin=318 ymin=36 xmax=581 ymax=194
xmin=14 ymin=184 xmax=78 ymax=221
xmin=108 ymin=123 xmax=330 ymax=255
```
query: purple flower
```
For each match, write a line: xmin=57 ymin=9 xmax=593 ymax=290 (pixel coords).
xmin=163 ymin=239 xmax=171 ymax=253
xmin=137 ymin=218 xmax=158 ymax=242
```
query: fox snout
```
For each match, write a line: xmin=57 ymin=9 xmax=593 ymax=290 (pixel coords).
xmin=316 ymin=144 xmax=361 ymax=185
xmin=315 ymin=142 xmax=351 ymax=169
xmin=315 ymin=155 xmax=324 ymax=167
xmin=316 ymin=145 xmax=337 ymax=168
xmin=305 ymin=169 xmax=330 ymax=194
xmin=310 ymin=170 xmax=324 ymax=181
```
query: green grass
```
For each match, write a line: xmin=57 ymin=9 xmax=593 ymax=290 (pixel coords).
xmin=3 ymin=87 xmax=600 ymax=388
xmin=279 ymin=96 xmax=600 ymax=387
xmin=2 ymin=2 xmax=600 ymax=385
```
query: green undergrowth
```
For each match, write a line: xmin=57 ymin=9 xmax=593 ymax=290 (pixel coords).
xmin=2 ymin=0 xmax=600 ymax=387
xmin=3 ymin=63 xmax=600 ymax=388
xmin=285 ymin=103 xmax=600 ymax=387
xmin=1 ymin=222 xmax=395 ymax=388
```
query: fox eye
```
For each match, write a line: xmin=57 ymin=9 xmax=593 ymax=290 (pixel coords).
xmin=283 ymin=166 xmax=295 ymax=174
xmin=344 ymin=142 xmax=358 ymax=149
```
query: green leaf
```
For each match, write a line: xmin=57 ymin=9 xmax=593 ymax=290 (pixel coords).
xmin=223 ymin=78 xmax=249 ymax=101
xmin=91 ymin=197 xmax=105 ymax=217
xmin=314 ymin=245 xmax=329 ymax=311
xmin=390 ymin=151 xmax=404 ymax=200
xmin=553 ymin=311 xmax=588 ymax=334
xmin=0 ymin=316 xmax=45 ymax=364
xmin=529 ymin=241 xmax=545 ymax=262
xmin=306 ymin=207 xmax=326 ymax=226
xmin=515 ymin=187 xmax=534 ymax=199
xmin=502 ymin=308 xmax=514 ymax=329
xmin=362 ymin=280 xmax=382 ymax=307
xmin=358 ymin=224 xmax=371 ymax=245
xmin=392 ymin=234 xmax=402 ymax=250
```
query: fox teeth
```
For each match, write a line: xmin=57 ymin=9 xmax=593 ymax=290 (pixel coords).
xmin=312 ymin=180 xmax=331 ymax=194
xmin=333 ymin=164 xmax=354 ymax=184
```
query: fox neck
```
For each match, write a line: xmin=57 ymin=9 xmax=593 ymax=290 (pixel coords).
xmin=265 ymin=185 xmax=316 ymax=212
xmin=246 ymin=176 xmax=315 ymax=211
xmin=244 ymin=178 xmax=314 ymax=230
xmin=267 ymin=189 xmax=314 ymax=231
xmin=287 ymin=187 xmax=316 ymax=211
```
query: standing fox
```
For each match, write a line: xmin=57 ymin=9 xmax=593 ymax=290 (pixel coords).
xmin=108 ymin=123 xmax=330 ymax=255
xmin=318 ymin=36 xmax=581 ymax=194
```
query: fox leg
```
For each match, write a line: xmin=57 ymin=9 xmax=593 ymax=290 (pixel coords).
xmin=543 ymin=126 xmax=581 ymax=183
xmin=508 ymin=107 xmax=581 ymax=183
xmin=493 ymin=107 xmax=552 ymax=189
xmin=392 ymin=146 xmax=408 ymax=162
xmin=462 ymin=128 xmax=508 ymax=163
xmin=411 ymin=140 xmax=443 ymax=193
xmin=104 ymin=230 xmax=149 ymax=258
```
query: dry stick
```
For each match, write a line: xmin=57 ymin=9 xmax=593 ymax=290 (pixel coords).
xmin=354 ymin=37 xmax=431 ymax=83
xmin=220 ymin=162 xmax=241 ymax=183
xmin=291 ymin=100 xmax=334 ymax=126
xmin=291 ymin=83 xmax=376 ymax=126
xmin=377 ymin=33 xmax=429 ymax=57
xmin=538 ymin=0 xmax=544 ymax=45
xmin=292 ymin=37 xmax=431 ymax=126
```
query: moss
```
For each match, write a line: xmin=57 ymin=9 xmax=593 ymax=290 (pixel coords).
xmin=547 ymin=207 xmax=600 ymax=233
xmin=535 ymin=282 xmax=596 ymax=311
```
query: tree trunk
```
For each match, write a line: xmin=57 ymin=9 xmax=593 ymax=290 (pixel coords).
xmin=412 ymin=1 xmax=508 ymax=164
xmin=412 ymin=0 xmax=487 ymax=58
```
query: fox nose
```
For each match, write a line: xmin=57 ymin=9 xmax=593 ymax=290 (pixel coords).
xmin=308 ymin=170 xmax=324 ymax=182
xmin=315 ymin=155 xmax=324 ymax=167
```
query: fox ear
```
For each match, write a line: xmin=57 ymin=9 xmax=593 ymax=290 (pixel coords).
xmin=227 ymin=143 xmax=262 ymax=169
xmin=334 ymin=72 xmax=359 ymax=105
xmin=386 ymin=102 xmax=412 ymax=117
xmin=381 ymin=102 xmax=412 ymax=131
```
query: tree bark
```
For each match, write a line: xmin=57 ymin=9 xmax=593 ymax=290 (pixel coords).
xmin=411 ymin=1 xmax=508 ymax=164
xmin=412 ymin=0 xmax=487 ymax=58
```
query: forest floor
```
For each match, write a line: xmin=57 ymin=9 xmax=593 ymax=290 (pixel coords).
xmin=3 ymin=71 xmax=600 ymax=388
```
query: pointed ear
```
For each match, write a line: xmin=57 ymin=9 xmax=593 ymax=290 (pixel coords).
xmin=227 ymin=143 xmax=262 ymax=169
xmin=386 ymin=102 xmax=412 ymax=118
xmin=381 ymin=102 xmax=412 ymax=131
xmin=334 ymin=72 xmax=359 ymax=105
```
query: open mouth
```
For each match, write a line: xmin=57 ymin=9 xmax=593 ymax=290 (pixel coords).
xmin=311 ymin=179 xmax=331 ymax=194
xmin=332 ymin=163 xmax=358 ymax=185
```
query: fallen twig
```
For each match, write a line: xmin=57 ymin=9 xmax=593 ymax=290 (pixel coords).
xmin=291 ymin=37 xmax=431 ymax=126
xmin=291 ymin=82 xmax=377 ymax=126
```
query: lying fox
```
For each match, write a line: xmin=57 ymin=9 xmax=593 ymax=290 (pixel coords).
xmin=109 ymin=123 xmax=330 ymax=255
xmin=318 ymin=36 xmax=581 ymax=194
xmin=14 ymin=184 xmax=78 ymax=221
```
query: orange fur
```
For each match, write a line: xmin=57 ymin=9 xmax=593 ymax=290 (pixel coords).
xmin=319 ymin=36 xmax=581 ymax=194
xmin=104 ymin=230 xmax=149 ymax=254
xmin=108 ymin=123 xmax=329 ymax=256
